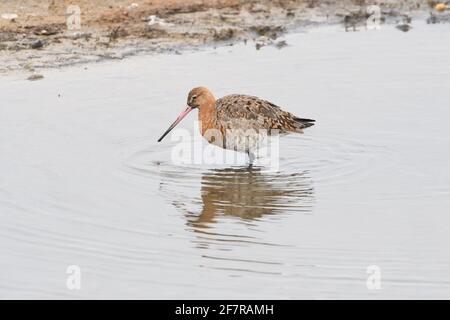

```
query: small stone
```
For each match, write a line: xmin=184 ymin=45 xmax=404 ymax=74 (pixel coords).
xmin=250 ymin=3 xmax=269 ymax=13
xmin=396 ymin=24 xmax=412 ymax=32
xmin=1 ymin=13 xmax=18 ymax=21
xmin=30 ymin=39 xmax=44 ymax=49
xmin=275 ymin=40 xmax=287 ymax=49
xmin=127 ymin=3 xmax=139 ymax=10
xmin=255 ymin=36 xmax=272 ymax=50
xmin=27 ymin=74 xmax=44 ymax=81
xmin=23 ymin=62 xmax=34 ymax=71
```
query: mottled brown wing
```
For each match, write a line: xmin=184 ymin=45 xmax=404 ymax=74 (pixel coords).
xmin=215 ymin=94 xmax=314 ymax=133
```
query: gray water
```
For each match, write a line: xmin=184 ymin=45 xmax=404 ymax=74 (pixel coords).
xmin=1 ymin=23 xmax=450 ymax=299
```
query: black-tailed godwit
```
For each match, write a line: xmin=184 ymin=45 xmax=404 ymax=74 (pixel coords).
xmin=158 ymin=87 xmax=315 ymax=165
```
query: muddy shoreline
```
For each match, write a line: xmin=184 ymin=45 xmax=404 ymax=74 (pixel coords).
xmin=0 ymin=0 xmax=448 ymax=77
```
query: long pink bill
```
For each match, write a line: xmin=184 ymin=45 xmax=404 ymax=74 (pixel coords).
xmin=157 ymin=106 xmax=193 ymax=142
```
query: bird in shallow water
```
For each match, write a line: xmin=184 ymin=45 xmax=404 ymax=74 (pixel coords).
xmin=157 ymin=87 xmax=315 ymax=166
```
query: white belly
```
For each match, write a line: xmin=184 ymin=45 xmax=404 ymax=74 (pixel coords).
xmin=223 ymin=128 xmax=269 ymax=154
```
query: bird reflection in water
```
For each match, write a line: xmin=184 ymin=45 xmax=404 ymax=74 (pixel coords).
xmin=169 ymin=167 xmax=315 ymax=234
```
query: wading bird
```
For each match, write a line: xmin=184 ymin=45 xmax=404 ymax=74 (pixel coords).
xmin=157 ymin=87 xmax=315 ymax=165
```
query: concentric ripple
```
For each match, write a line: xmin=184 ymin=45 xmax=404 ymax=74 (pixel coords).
xmin=115 ymin=129 xmax=385 ymax=250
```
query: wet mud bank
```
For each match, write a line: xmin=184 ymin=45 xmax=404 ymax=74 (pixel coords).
xmin=0 ymin=0 xmax=449 ymax=75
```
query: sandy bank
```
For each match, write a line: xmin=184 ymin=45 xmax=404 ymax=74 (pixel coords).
xmin=0 ymin=0 xmax=448 ymax=76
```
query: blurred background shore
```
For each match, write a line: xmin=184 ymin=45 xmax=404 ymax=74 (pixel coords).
xmin=0 ymin=0 xmax=449 ymax=74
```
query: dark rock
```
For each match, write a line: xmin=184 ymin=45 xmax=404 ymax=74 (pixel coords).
xmin=396 ymin=24 xmax=412 ymax=32
xmin=27 ymin=74 xmax=44 ymax=81
xmin=30 ymin=39 xmax=44 ymax=49
xmin=275 ymin=40 xmax=287 ymax=49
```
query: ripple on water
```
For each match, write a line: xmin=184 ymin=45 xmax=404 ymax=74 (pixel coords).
xmin=117 ymin=130 xmax=384 ymax=254
xmin=281 ymin=133 xmax=388 ymax=187
xmin=116 ymin=135 xmax=316 ymax=248
xmin=119 ymin=130 xmax=385 ymax=192
xmin=110 ymin=130 xmax=391 ymax=283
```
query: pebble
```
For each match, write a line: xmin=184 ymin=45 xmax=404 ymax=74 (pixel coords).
xmin=30 ymin=39 xmax=43 ymax=49
xmin=27 ymin=74 xmax=44 ymax=81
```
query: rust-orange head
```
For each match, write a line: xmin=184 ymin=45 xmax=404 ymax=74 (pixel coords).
xmin=187 ymin=87 xmax=216 ymax=110
xmin=157 ymin=87 xmax=216 ymax=142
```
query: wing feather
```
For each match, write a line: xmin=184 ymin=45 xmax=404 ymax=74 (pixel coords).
xmin=216 ymin=94 xmax=314 ymax=133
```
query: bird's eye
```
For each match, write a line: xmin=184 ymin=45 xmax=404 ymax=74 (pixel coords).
xmin=190 ymin=95 xmax=197 ymax=104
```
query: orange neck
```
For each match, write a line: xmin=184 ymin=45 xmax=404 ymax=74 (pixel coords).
xmin=198 ymin=96 xmax=217 ymax=136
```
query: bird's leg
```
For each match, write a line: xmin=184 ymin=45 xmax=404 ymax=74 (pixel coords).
xmin=247 ymin=151 xmax=255 ymax=168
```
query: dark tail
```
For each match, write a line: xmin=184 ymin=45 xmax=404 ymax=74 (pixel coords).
xmin=294 ymin=117 xmax=315 ymax=129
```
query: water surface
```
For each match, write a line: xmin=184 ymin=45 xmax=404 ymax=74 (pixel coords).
xmin=1 ymin=23 xmax=450 ymax=299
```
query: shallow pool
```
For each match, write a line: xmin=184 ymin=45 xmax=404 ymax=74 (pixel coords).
xmin=1 ymin=22 xmax=450 ymax=299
